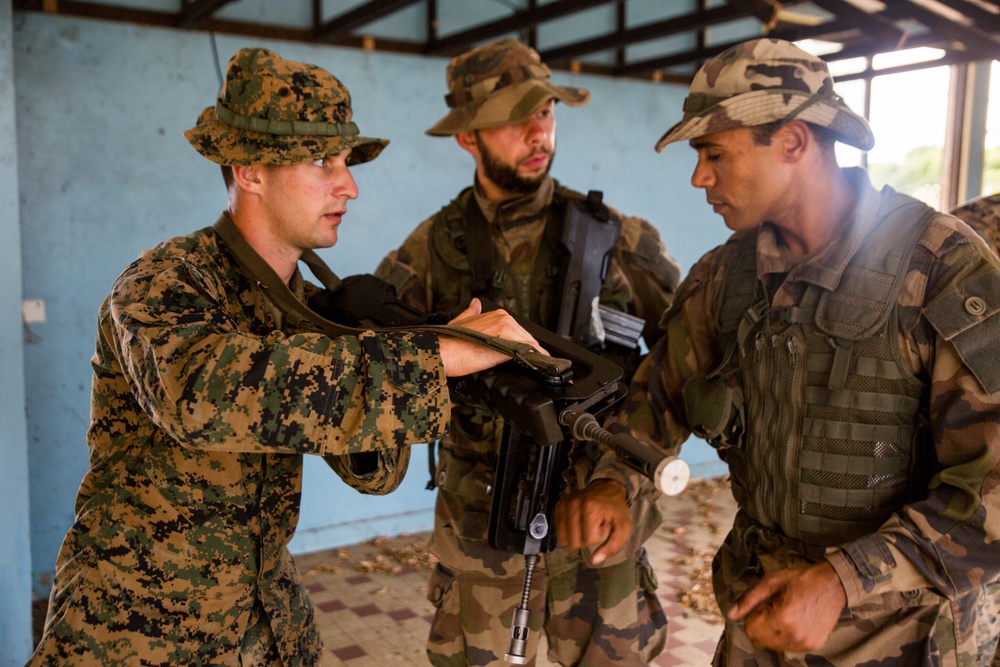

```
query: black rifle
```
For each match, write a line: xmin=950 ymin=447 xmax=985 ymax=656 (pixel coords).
xmin=310 ymin=274 xmax=688 ymax=664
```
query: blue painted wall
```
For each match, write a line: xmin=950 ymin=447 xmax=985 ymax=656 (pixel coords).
xmin=8 ymin=7 xmax=735 ymax=659
xmin=1 ymin=3 xmax=34 ymax=665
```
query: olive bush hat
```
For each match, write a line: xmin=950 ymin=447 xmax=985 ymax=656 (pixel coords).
xmin=185 ymin=47 xmax=388 ymax=166
xmin=426 ymin=38 xmax=590 ymax=136
xmin=655 ymin=38 xmax=874 ymax=151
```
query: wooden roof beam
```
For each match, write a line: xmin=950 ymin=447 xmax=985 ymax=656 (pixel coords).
xmin=315 ymin=0 xmax=423 ymax=43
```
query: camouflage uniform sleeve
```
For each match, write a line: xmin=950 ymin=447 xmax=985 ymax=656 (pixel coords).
xmin=375 ymin=217 xmax=437 ymax=313
xmin=586 ymin=212 xmax=682 ymax=495
xmin=827 ymin=222 xmax=1000 ymax=606
xmin=108 ymin=253 xmax=452 ymax=457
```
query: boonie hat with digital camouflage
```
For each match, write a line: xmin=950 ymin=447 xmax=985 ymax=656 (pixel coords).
xmin=426 ymin=38 xmax=590 ymax=136
xmin=185 ymin=47 xmax=388 ymax=166
xmin=655 ymin=38 xmax=874 ymax=151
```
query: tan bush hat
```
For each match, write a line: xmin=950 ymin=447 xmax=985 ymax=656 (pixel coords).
xmin=426 ymin=38 xmax=590 ymax=136
xmin=655 ymin=38 xmax=874 ymax=151
xmin=185 ymin=47 xmax=388 ymax=166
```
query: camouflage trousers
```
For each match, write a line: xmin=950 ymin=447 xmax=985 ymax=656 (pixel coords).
xmin=425 ymin=446 xmax=668 ymax=666
xmin=712 ymin=517 xmax=991 ymax=667
xmin=425 ymin=548 xmax=666 ymax=667
xmin=712 ymin=593 xmax=976 ymax=667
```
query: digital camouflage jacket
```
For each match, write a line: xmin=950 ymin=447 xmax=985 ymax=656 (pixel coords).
xmin=29 ymin=217 xmax=453 ymax=666
xmin=616 ymin=169 xmax=1000 ymax=665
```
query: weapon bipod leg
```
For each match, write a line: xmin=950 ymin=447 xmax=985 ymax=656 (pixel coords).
xmin=504 ymin=553 xmax=539 ymax=664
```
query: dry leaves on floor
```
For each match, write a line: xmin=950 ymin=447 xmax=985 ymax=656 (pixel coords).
xmin=667 ymin=476 xmax=732 ymax=625
xmin=671 ymin=547 xmax=723 ymax=624
xmin=303 ymin=535 xmax=439 ymax=578
xmin=301 ymin=548 xmax=352 ymax=577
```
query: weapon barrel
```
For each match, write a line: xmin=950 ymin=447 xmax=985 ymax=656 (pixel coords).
xmin=559 ymin=409 xmax=689 ymax=496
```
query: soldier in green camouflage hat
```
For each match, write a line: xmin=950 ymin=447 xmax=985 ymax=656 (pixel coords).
xmin=28 ymin=46 xmax=542 ymax=667
xmin=611 ymin=37 xmax=1000 ymax=665
xmin=376 ymin=38 xmax=681 ymax=666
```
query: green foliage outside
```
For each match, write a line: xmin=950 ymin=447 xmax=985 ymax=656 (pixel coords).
xmin=868 ymin=145 xmax=1000 ymax=208
xmin=984 ymin=145 xmax=1000 ymax=197
xmin=868 ymin=146 xmax=943 ymax=208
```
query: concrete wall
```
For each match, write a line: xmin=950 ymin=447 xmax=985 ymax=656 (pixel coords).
xmin=8 ymin=8 xmax=732 ymax=660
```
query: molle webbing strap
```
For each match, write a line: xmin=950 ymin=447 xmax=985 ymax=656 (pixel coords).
xmin=798 ymin=482 xmax=902 ymax=508
xmin=716 ymin=231 xmax=760 ymax=334
xmin=803 ymin=386 xmax=920 ymax=414
xmin=211 ymin=214 xmax=569 ymax=376
xmin=798 ymin=449 xmax=910 ymax=477
xmin=800 ymin=417 xmax=913 ymax=444
xmin=464 ymin=200 xmax=496 ymax=298
xmin=829 ymin=339 xmax=853 ymax=390
xmin=796 ymin=514 xmax=887 ymax=543
xmin=805 ymin=352 xmax=910 ymax=380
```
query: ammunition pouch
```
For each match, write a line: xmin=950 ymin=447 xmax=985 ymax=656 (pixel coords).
xmin=682 ymin=369 xmax=744 ymax=450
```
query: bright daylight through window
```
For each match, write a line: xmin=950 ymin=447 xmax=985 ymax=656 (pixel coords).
xmin=806 ymin=42 xmax=999 ymax=211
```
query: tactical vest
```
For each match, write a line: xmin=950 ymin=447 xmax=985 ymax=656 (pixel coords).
xmin=430 ymin=182 xmax=579 ymax=327
xmin=684 ymin=193 xmax=939 ymax=552
xmin=428 ymin=182 xmax=641 ymax=447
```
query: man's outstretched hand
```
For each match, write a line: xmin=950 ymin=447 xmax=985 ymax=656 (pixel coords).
xmin=437 ymin=298 xmax=545 ymax=377
xmin=728 ymin=561 xmax=847 ymax=653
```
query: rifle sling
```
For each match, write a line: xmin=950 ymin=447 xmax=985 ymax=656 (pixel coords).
xmin=212 ymin=214 xmax=569 ymax=376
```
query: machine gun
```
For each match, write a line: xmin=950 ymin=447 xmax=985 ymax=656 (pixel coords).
xmin=446 ymin=303 xmax=687 ymax=663
xmin=310 ymin=275 xmax=689 ymax=664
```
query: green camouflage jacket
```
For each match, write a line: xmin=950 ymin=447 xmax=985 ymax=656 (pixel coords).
xmin=30 ymin=219 xmax=452 ymax=666
xmin=377 ymin=176 xmax=680 ymax=571
xmin=616 ymin=169 xmax=1000 ymax=664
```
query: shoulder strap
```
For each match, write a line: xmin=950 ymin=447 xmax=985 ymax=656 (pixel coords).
xmin=461 ymin=194 xmax=497 ymax=299
xmin=212 ymin=213 xmax=568 ymax=375
xmin=434 ymin=188 xmax=496 ymax=299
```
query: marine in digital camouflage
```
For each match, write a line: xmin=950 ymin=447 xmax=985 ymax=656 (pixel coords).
xmin=28 ymin=220 xmax=452 ymax=666
xmin=29 ymin=48 xmax=450 ymax=667
xmin=377 ymin=165 xmax=681 ymax=663
xmin=617 ymin=38 xmax=1000 ymax=667
xmin=654 ymin=38 xmax=875 ymax=152
xmin=425 ymin=38 xmax=590 ymax=137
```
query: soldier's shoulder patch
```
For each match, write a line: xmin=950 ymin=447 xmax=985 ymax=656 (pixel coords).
xmin=924 ymin=265 xmax=1000 ymax=394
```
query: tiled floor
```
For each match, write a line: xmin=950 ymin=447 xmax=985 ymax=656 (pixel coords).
xmin=296 ymin=477 xmax=737 ymax=667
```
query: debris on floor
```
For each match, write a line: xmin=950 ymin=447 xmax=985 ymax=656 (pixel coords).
xmin=303 ymin=535 xmax=438 ymax=578
xmin=672 ymin=546 xmax=723 ymax=624
xmin=663 ymin=476 xmax=732 ymax=625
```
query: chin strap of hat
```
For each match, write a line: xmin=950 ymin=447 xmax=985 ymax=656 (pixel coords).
xmin=212 ymin=213 xmax=568 ymax=377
